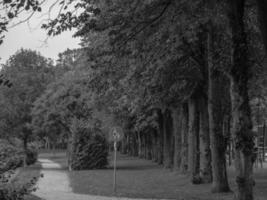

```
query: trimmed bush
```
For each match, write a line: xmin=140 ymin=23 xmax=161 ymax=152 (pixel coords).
xmin=69 ymin=120 xmax=109 ymax=170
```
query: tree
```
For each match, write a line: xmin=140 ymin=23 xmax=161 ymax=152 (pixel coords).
xmin=0 ymin=49 xmax=53 ymax=152
xmin=228 ymin=1 xmax=255 ymax=199
xmin=30 ymin=1 xmax=264 ymax=199
xmin=256 ymin=0 xmax=267 ymax=52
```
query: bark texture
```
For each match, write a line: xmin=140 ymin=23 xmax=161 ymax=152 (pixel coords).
xmin=256 ymin=0 xmax=267 ymax=53
xmin=207 ymin=22 xmax=230 ymax=193
xmin=157 ymin=109 xmax=164 ymax=165
xmin=163 ymin=109 xmax=173 ymax=168
xmin=198 ymin=96 xmax=212 ymax=183
xmin=172 ymin=106 xmax=182 ymax=171
xmin=180 ymin=103 xmax=189 ymax=173
xmin=188 ymin=97 xmax=200 ymax=183
xmin=229 ymin=1 xmax=255 ymax=199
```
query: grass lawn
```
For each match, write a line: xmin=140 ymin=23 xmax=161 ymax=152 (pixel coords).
xmin=39 ymin=151 xmax=263 ymax=200
xmin=10 ymin=160 xmax=42 ymax=200
xmin=37 ymin=151 xmax=267 ymax=200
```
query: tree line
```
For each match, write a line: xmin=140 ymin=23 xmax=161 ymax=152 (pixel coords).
xmin=1 ymin=1 xmax=267 ymax=200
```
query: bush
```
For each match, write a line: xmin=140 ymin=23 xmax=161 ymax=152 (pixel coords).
xmin=25 ymin=147 xmax=38 ymax=166
xmin=69 ymin=120 xmax=109 ymax=170
xmin=0 ymin=140 xmax=39 ymax=200
xmin=0 ymin=170 xmax=39 ymax=200
xmin=0 ymin=140 xmax=24 ymax=173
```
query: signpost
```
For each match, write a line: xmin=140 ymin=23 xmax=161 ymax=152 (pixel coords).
xmin=109 ymin=126 xmax=123 ymax=193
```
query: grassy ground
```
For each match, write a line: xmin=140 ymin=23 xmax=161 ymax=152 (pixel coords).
xmin=35 ymin=151 xmax=267 ymax=200
xmin=37 ymin=152 xmax=259 ymax=200
xmin=11 ymin=161 xmax=42 ymax=200
xmin=69 ymin=155 xmax=235 ymax=200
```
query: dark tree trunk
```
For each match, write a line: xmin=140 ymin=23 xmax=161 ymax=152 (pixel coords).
xmin=188 ymin=97 xmax=200 ymax=183
xmin=145 ymin=132 xmax=152 ymax=160
xmin=127 ymin=133 xmax=132 ymax=156
xmin=163 ymin=108 xmax=173 ymax=168
xmin=23 ymin=136 xmax=28 ymax=151
xmin=256 ymin=0 xmax=267 ymax=53
xmin=180 ymin=103 xmax=189 ymax=173
xmin=151 ymin=129 xmax=158 ymax=162
xmin=198 ymin=96 xmax=212 ymax=183
xmin=207 ymin=22 xmax=230 ymax=192
xmin=140 ymin=132 xmax=145 ymax=158
xmin=133 ymin=132 xmax=139 ymax=156
xmin=128 ymin=132 xmax=137 ymax=156
xmin=208 ymin=69 xmax=230 ymax=192
xmin=172 ymin=106 xmax=182 ymax=172
xmin=137 ymin=131 xmax=142 ymax=157
xmin=157 ymin=110 xmax=164 ymax=165
xmin=229 ymin=1 xmax=255 ymax=199
xmin=121 ymin=137 xmax=127 ymax=154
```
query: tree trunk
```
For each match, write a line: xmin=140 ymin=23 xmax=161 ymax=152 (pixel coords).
xmin=163 ymin=108 xmax=173 ymax=168
xmin=137 ymin=131 xmax=142 ymax=157
xmin=256 ymin=0 xmax=267 ymax=53
xmin=151 ymin=129 xmax=158 ymax=162
xmin=172 ymin=106 xmax=182 ymax=172
xmin=188 ymin=97 xmax=200 ymax=183
xmin=223 ymin=116 xmax=231 ymax=166
xmin=121 ymin=137 xmax=127 ymax=154
xmin=23 ymin=135 xmax=28 ymax=167
xmin=207 ymin=22 xmax=230 ymax=192
xmin=208 ymin=69 xmax=230 ymax=192
xmin=145 ymin=132 xmax=152 ymax=160
xmin=133 ymin=132 xmax=139 ymax=156
xmin=198 ymin=96 xmax=212 ymax=183
xmin=67 ymin=137 xmax=73 ymax=171
xmin=157 ymin=110 xmax=164 ymax=165
xmin=180 ymin=103 xmax=189 ymax=173
xmin=126 ymin=134 xmax=130 ymax=155
xmin=23 ymin=136 xmax=28 ymax=151
xmin=229 ymin=1 xmax=255 ymax=199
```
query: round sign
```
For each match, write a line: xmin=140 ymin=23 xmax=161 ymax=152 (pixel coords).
xmin=109 ymin=126 xmax=124 ymax=142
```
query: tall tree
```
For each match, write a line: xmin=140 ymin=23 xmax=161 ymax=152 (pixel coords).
xmin=229 ymin=0 xmax=255 ymax=199
xmin=0 ymin=49 xmax=53 ymax=151
xmin=256 ymin=0 xmax=267 ymax=52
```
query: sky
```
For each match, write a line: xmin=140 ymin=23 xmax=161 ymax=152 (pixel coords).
xmin=0 ymin=1 xmax=81 ymax=64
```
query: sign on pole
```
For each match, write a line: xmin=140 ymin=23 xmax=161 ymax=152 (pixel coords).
xmin=109 ymin=126 xmax=123 ymax=193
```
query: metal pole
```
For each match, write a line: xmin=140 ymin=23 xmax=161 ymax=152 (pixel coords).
xmin=113 ymin=141 xmax=117 ymax=193
xmin=263 ymin=122 xmax=266 ymax=162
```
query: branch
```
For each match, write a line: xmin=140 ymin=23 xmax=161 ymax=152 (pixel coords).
xmin=119 ymin=0 xmax=172 ymax=48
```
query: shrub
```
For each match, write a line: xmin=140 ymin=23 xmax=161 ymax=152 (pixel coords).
xmin=0 ymin=140 xmax=39 ymax=200
xmin=0 ymin=170 xmax=39 ymax=200
xmin=25 ymin=147 xmax=38 ymax=166
xmin=0 ymin=140 xmax=24 ymax=173
xmin=69 ymin=120 xmax=109 ymax=170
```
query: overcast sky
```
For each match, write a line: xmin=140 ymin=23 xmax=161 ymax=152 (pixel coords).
xmin=0 ymin=1 xmax=81 ymax=64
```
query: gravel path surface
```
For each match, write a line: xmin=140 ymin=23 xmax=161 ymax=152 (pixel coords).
xmin=33 ymin=158 xmax=163 ymax=200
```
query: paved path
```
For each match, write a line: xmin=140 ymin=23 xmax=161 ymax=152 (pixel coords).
xmin=33 ymin=158 xmax=162 ymax=200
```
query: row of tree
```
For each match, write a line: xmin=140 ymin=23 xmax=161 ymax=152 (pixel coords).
xmin=45 ymin=1 xmax=267 ymax=200
xmin=1 ymin=1 xmax=267 ymax=200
